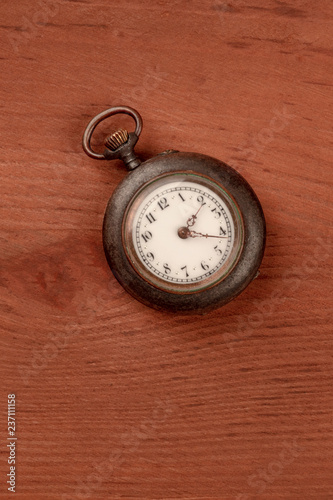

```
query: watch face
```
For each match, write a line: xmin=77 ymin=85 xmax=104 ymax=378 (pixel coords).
xmin=122 ymin=172 xmax=244 ymax=293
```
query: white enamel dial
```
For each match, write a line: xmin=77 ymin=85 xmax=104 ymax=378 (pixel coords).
xmin=123 ymin=173 xmax=244 ymax=293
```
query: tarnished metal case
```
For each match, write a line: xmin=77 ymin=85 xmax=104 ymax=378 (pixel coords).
xmin=103 ymin=151 xmax=266 ymax=313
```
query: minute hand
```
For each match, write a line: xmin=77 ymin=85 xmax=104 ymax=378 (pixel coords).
xmin=189 ymin=230 xmax=228 ymax=239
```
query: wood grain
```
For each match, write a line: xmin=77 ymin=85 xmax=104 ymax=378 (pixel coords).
xmin=0 ymin=0 xmax=332 ymax=499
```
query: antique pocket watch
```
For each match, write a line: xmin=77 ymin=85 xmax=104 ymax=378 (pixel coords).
xmin=83 ymin=106 xmax=265 ymax=313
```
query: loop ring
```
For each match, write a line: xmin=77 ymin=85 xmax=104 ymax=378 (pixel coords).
xmin=82 ymin=106 xmax=143 ymax=160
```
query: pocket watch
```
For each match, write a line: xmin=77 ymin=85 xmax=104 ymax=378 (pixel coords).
xmin=82 ymin=106 xmax=265 ymax=313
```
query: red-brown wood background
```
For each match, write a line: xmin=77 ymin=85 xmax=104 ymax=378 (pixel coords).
xmin=0 ymin=0 xmax=332 ymax=499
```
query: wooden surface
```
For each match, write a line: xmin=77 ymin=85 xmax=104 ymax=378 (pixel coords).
xmin=0 ymin=0 xmax=332 ymax=499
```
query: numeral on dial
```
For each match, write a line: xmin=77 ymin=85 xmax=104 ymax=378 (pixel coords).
xmin=146 ymin=252 xmax=154 ymax=261
xmin=178 ymin=193 xmax=185 ymax=202
xmin=146 ymin=212 xmax=156 ymax=224
xmin=181 ymin=265 xmax=189 ymax=277
xmin=219 ymin=227 xmax=227 ymax=236
xmin=141 ymin=231 xmax=152 ymax=243
xmin=157 ymin=197 xmax=169 ymax=210
xmin=214 ymin=245 xmax=223 ymax=255
xmin=211 ymin=207 xmax=221 ymax=219
xmin=163 ymin=263 xmax=171 ymax=274
xmin=201 ymin=261 xmax=210 ymax=271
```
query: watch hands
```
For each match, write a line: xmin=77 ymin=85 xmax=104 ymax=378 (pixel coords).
xmin=179 ymin=203 xmax=227 ymax=239
xmin=186 ymin=203 xmax=205 ymax=228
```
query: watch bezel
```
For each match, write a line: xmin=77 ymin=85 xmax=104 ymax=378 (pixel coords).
xmin=121 ymin=171 xmax=245 ymax=293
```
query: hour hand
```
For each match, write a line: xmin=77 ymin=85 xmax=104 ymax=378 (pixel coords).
xmin=186 ymin=204 xmax=204 ymax=228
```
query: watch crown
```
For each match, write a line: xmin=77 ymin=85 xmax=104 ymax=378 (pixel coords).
xmin=104 ymin=129 xmax=129 ymax=151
